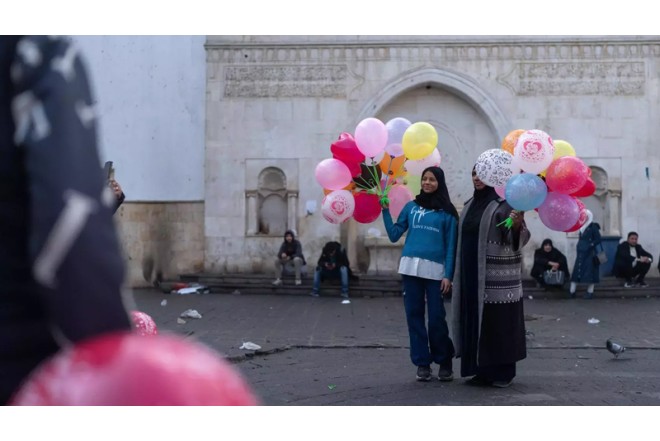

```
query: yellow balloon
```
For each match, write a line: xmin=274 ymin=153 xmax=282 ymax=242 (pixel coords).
xmin=402 ymin=122 xmax=438 ymax=160
xmin=404 ymin=175 xmax=421 ymax=196
xmin=553 ymin=140 xmax=576 ymax=160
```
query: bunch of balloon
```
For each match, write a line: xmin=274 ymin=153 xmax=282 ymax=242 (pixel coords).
xmin=475 ymin=129 xmax=595 ymax=232
xmin=317 ymin=117 xmax=440 ymax=224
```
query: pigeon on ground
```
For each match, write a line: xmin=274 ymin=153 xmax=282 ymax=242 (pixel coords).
xmin=606 ymin=338 xmax=626 ymax=358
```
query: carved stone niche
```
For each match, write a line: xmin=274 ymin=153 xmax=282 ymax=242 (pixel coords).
xmin=245 ymin=159 xmax=299 ymax=237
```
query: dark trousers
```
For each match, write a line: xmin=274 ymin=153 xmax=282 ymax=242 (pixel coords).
xmin=619 ymin=262 xmax=651 ymax=283
xmin=401 ymin=275 xmax=454 ymax=368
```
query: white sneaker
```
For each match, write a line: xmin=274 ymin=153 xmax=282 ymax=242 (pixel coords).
xmin=272 ymin=279 xmax=282 ymax=286
xmin=295 ymin=279 xmax=302 ymax=286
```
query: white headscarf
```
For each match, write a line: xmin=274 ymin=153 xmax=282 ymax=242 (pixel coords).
xmin=579 ymin=209 xmax=594 ymax=234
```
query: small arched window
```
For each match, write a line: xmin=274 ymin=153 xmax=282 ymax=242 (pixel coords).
xmin=257 ymin=167 xmax=287 ymax=236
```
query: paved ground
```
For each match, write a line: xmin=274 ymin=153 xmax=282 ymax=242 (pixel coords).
xmin=132 ymin=288 xmax=660 ymax=406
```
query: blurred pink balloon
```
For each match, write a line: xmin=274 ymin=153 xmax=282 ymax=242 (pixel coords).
xmin=388 ymin=185 xmax=414 ymax=219
xmin=355 ymin=118 xmax=388 ymax=158
xmin=495 ymin=185 xmax=506 ymax=199
xmin=131 ymin=311 xmax=158 ymax=337
xmin=315 ymin=158 xmax=352 ymax=190
xmin=321 ymin=190 xmax=355 ymax=224
xmin=545 ymin=156 xmax=589 ymax=194
xmin=537 ymin=192 xmax=580 ymax=231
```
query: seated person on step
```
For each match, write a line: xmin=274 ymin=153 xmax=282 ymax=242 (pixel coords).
xmin=310 ymin=241 xmax=350 ymax=298
xmin=614 ymin=231 xmax=653 ymax=288
xmin=530 ymin=239 xmax=570 ymax=288
xmin=272 ymin=230 xmax=306 ymax=286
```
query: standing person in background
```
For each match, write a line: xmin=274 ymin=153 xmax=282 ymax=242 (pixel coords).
xmin=569 ymin=210 xmax=601 ymax=298
xmin=382 ymin=166 xmax=457 ymax=382
xmin=272 ymin=229 xmax=305 ymax=286
xmin=451 ymin=166 xmax=530 ymax=388
xmin=0 ymin=36 xmax=132 ymax=404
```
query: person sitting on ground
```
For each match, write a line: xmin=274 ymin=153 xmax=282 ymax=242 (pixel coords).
xmin=614 ymin=231 xmax=653 ymax=288
xmin=530 ymin=239 xmax=570 ymax=288
xmin=272 ymin=230 xmax=306 ymax=286
xmin=310 ymin=241 xmax=350 ymax=298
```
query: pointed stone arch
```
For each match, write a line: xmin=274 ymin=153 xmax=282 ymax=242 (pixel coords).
xmin=355 ymin=67 xmax=511 ymax=141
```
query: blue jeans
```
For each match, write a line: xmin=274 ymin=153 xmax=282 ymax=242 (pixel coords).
xmin=401 ymin=275 xmax=454 ymax=367
xmin=312 ymin=266 xmax=349 ymax=295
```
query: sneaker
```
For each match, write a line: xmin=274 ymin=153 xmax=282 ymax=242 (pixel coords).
xmin=295 ymin=279 xmax=302 ymax=286
xmin=416 ymin=365 xmax=432 ymax=382
xmin=272 ymin=279 xmax=282 ymax=286
xmin=492 ymin=379 xmax=513 ymax=388
xmin=341 ymin=292 xmax=349 ymax=299
xmin=437 ymin=365 xmax=454 ymax=382
xmin=310 ymin=291 xmax=320 ymax=297
xmin=624 ymin=282 xmax=635 ymax=288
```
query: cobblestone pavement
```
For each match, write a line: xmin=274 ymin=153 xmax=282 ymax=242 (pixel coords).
xmin=132 ymin=289 xmax=660 ymax=406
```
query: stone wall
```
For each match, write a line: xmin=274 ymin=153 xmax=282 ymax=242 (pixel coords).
xmin=205 ymin=36 xmax=660 ymax=276
xmin=114 ymin=202 xmax=204 ymax=286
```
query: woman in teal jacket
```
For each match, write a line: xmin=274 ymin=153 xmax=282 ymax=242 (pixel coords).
xmin=382 ymin=166 xmax=458 ymax=382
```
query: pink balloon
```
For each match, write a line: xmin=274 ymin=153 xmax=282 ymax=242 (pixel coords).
xmin=11 ymin=332 xmax=258 ymax=406
xmin=333 ymin=154 xmax=362 ymax=177
xmin=545 ymin=156 xmax=589 ymax=194
xmin=330 ymin=132 xmax=365 ymax=164
xmin=321 ymin=190 xmax=355 ymax=224
xmin=495 ymin=185 xmax=506 ymax=199
xmin=315 ymin=158 xmax=352 ymax=190
xmin=570 ymin=177 xmax=596 ymax=197
xmin=352 ymin=192 xmax=382 ymax=224
xmin=404 ymin=149 xmax=442 ymax=176
xmin=355 ymin=118 xmax=388 ymax=158
xmin=131 ymin=311 xmax=158 ymax=336
xmin=388 ymin=185 xmax=414 ymax=219
xmin=563 ymin=199 xmax=588 ymax=232
xmin=537 ymin=192 xmax=580 ymax=231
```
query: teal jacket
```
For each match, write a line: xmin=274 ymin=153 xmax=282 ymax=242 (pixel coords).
xmin=382 ymin=201 xmax=458 ymax=280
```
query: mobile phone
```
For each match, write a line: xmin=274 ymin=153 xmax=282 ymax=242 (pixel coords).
xmin=103 ymin=161 xmax=114 ymax=180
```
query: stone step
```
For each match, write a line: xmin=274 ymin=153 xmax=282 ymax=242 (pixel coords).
xmin=174 ymin=273 xmax=660 ymax=299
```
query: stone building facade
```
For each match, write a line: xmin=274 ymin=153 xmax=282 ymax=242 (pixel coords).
xmin=203 ymin=35 xmax=660 ymax=278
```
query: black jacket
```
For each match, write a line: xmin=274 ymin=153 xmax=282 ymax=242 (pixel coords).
xmin=614 ymin=241 xmax=653 ymax=276
xmin=0 ymin=36 xmax=131 ymax=404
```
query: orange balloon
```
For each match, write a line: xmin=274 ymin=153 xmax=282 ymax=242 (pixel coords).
xmin=379 ymin=155 xmax=407 ymax=178
xmin=502 ymin=129 xmax=525 ymax=155
xmin=323 ymin=182 xmax=355 ymax=195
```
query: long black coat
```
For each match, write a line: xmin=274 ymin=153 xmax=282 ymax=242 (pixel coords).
xmin=531 ymin=247 xmax=570 ymax=281
xmin=613 ymin=242 xmax=653 ymax=276
xmin=571 ymin=223 xmax=602 ymax=284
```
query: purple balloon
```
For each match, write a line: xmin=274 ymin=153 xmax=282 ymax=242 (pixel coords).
xmin=385 ymin=118 xmax=411 ymax=155
xmin=537 ymin=192 xmax=580 ymax=231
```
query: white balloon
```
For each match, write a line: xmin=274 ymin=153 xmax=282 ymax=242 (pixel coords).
xmin=513 ymin=129 xmax=555 ymax=175
xmin=474 ymin=149 xmax=517 ymax=188
xmin=404 ymin=149 xmax=442 ymax=176
xmin=321 ymin=190 xmax=355 ymax=224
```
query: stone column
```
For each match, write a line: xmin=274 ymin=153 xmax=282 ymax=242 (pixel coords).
xmin=287 ymin=191 xmax=298 ymax=234
xmin=608 ymin=190 xmax=621 ymax=237
xmin=246 ymin=191 xmax=258 ymax=235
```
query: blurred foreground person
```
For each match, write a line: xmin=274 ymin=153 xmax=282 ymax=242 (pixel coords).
xmin=0 ymin=36 xmax=132 ymax=404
